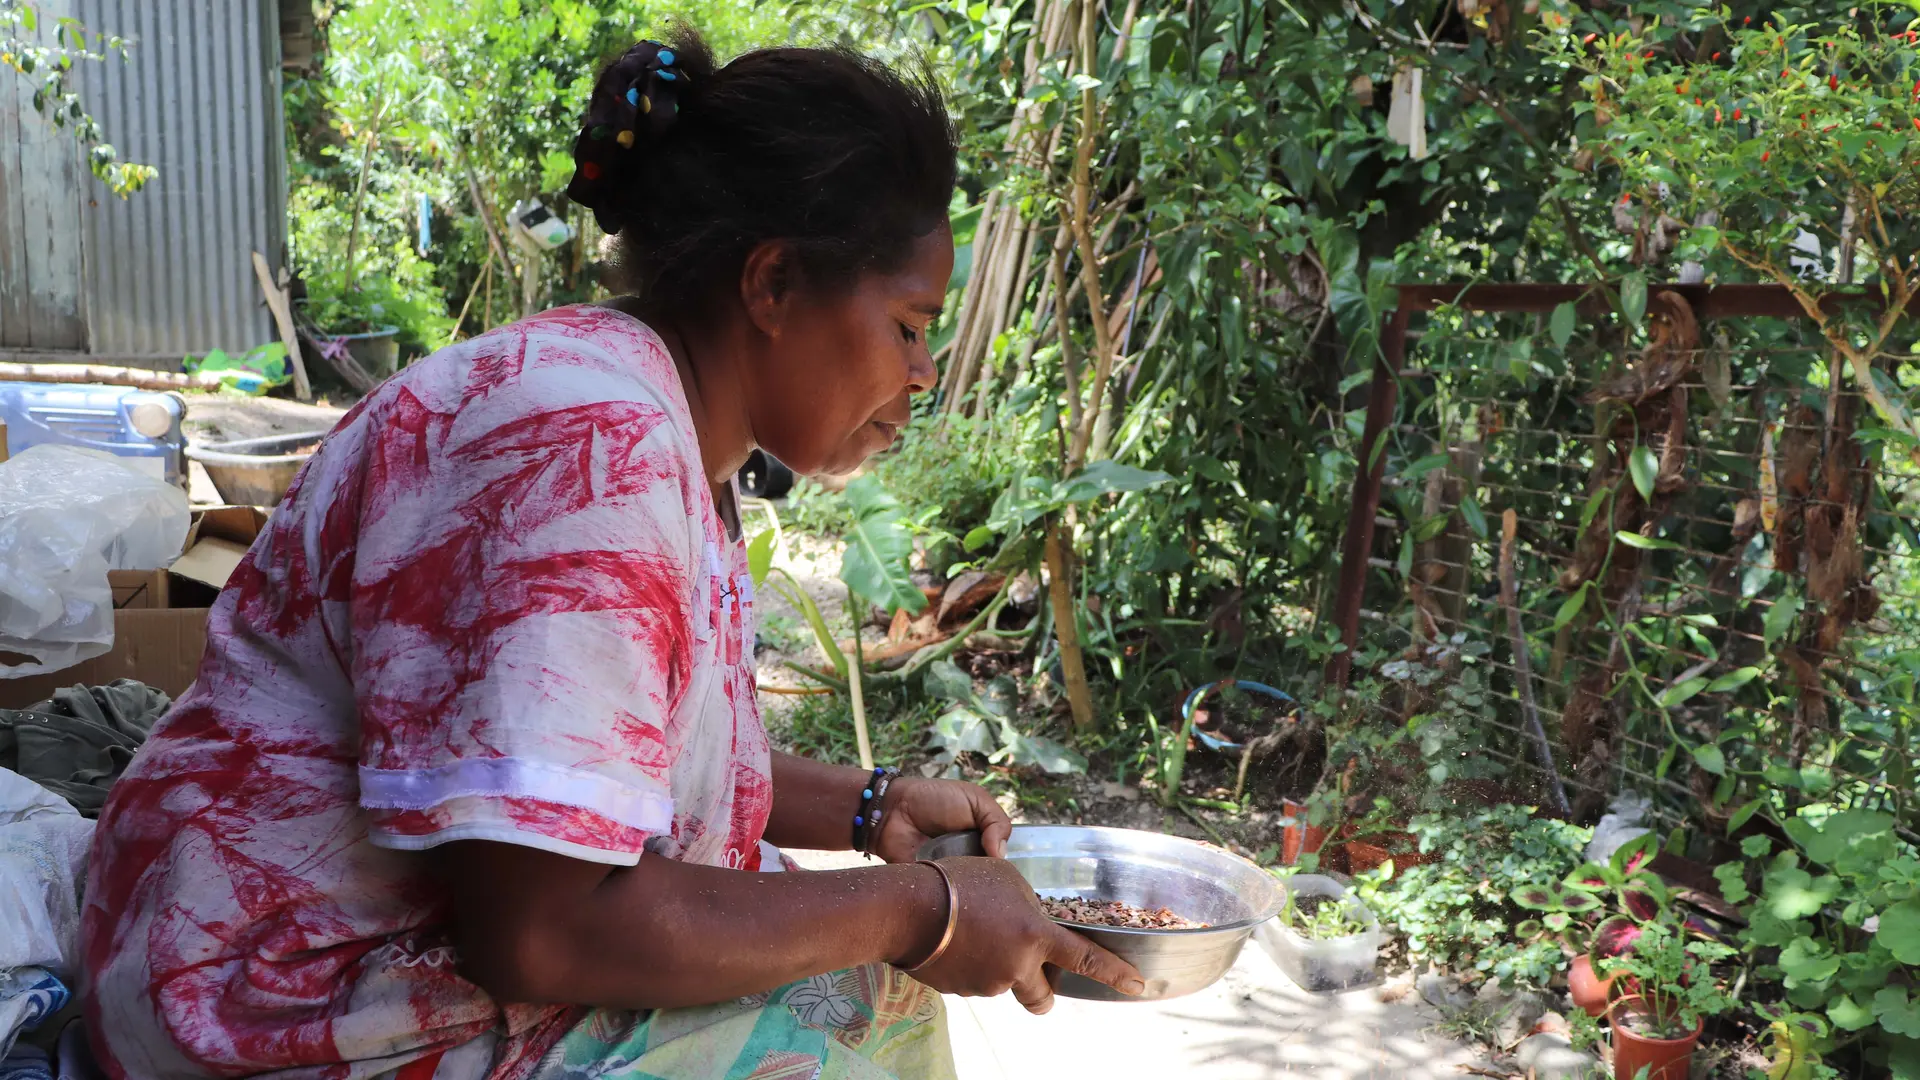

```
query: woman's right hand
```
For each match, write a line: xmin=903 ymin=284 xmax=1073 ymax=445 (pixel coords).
xmin=902 ymin=857 xmax=1146 ymax=1014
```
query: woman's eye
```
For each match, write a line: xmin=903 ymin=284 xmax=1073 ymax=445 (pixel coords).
xmin=899 ymin=322 xmax=919 ymax=344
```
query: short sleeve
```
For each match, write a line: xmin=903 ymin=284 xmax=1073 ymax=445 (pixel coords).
xmin=346 ymin=352 xmax=703 ymax=866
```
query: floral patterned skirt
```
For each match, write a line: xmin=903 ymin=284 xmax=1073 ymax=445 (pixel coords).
xmin=520 ymin=964 xmax=955 ymax=1080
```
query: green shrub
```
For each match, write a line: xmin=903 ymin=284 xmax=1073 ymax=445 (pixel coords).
xmin=1356 ymin=804 xmax=1593 ymax=990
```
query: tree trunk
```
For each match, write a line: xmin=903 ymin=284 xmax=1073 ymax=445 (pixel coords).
xmin=1045 ymin=518 xmax=1096 ymax=732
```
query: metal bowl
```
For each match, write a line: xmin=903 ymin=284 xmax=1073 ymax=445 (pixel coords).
xmin=917 ymin=824 xmax=1284 ymax=1001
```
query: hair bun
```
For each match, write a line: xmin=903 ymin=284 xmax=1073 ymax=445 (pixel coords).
xmin=567 ymin=40 xmax=693 ymax=235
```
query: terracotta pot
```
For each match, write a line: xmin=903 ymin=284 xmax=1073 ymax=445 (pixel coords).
xmin=1609 ymin=998 xmax=1701 ymax=1080
xmin=1568 ymin=955 xmax=1618 ymax=1018
xmin=1280 ymin=799 xmax=1328 ymax=866
xmin=1344 ymin=832 xmax=1440 ymax=876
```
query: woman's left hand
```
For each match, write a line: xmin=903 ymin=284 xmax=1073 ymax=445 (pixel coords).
xmin=872 ymin=777 xmax=1012 ymax=863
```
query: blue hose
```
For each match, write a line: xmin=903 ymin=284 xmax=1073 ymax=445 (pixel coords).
xmin=1180 ymin=680 xmax=1296 ymax=752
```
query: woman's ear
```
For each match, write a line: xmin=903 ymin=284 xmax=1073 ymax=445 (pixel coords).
xmin=739 ymin=240 xmax=796 ymax=338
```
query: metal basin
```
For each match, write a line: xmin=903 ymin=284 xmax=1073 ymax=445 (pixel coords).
xmin=185 ymin=430 xmax=327 ymax=507
xmin=918 ymin=824 xmax=1284 ymax=1001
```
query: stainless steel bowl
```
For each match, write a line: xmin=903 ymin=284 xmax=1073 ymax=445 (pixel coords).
xmin=917 ymin=824 xmax=1284 ymax=1001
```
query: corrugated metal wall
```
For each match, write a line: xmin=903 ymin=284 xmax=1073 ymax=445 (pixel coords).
xmin=76 ymin=0 xmax=286 ymax=361
xmin=0 ymin=0 xmax=87 ymax=351
xmin=0 ymin=0 xmax=286 ymax=363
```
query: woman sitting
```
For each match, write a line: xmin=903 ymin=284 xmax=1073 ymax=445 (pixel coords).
xmin=80 ymin=29 xmax=1140 ymax=1080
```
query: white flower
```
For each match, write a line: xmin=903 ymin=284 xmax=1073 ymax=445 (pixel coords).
xmin=784 ymin=972 xmax=860 ymax=1031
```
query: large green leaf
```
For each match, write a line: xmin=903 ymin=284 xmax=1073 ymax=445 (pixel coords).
xmin=746 ymin=529 xmax=777 ymax=587
xmin=1878 ymin=988 xmax=1920 ymax=1038
xmin=1765 ymin=867 xmax=1841 ymax=920
xmin=927 ymin=705 xmax=997 ymax=762
xmin=1549 ymin=301 xmax=1577 ymax=349
xmin=839 ymin=474 xmax=926 ymax=615
xmin=923 ymin=659 xmax=975 ymax=704
xmin=1052 ymin=459 xmax=1175 ymax=505
xmin=998 ymin=729 xmax=1088 ymax=775
xmin=1828 ymin=994 xmax=1877 ymax=1032
xmin=1621 ymin=272 xmax=1648 ymax=328
xmin=1778 ymin=937 xmax=1840 ymax=984
xmin=1879 ymin=899 xmax=1920 ymax=965
xmin=1764 ymin=590 xmax=1803 ymax=647
xmin=1629 ymin=445 xmax=1658 ymax=501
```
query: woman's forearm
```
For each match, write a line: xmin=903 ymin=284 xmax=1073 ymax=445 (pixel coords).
xmin=762 ymin=750 xmax=872 ymax=852
xmin=439 ymin=839 xmax=946 ymax=1010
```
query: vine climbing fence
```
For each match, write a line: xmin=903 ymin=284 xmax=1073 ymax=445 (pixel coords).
xmin=1332 ymin=284 xmax=1920 ymax=855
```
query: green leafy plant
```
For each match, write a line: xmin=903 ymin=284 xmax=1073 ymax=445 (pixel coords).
xmin=1276 ymin=888 xmax=1372 ymax=941
xmin=1548 ymin=13 xmax=1920 ymax=438
xmin=1 ymin=1 xmax=154 ymax=196
xmin=303 ymin=269 xmax=452 ymax=343
xmin=1716 ymin=809 xmax=1920 ymax=1072
xmin=921 ymin=658 xmax=1086 ymax=776
xmin=1355 ymin=805 xmax=1593 ymax=990
xmin=1597 ymin=921 xmax=1735 ymax=1040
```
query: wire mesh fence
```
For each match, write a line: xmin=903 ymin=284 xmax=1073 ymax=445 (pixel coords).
xmin=1348 ymin=292 xmax=1919 ymax=852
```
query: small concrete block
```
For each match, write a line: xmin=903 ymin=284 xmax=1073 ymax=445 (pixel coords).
xmin=1418 ymin=972 xmax=1474 ymax=1014
xmin=1515 ymin=1032 xmax=1603 ymax=1080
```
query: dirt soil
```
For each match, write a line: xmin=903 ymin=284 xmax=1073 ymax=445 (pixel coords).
xmin=179 ymin=394 xmax=351 ymax=506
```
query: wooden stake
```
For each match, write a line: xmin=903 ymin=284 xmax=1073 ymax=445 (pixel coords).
xmin=1499 ymin=508 xmax=1574 ymax=818
xmin=252 ymin=251 xmax=311 ymax=401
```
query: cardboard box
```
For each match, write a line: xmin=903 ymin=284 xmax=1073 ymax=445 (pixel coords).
xmin=0 ymin=506 xmax=268 ymax=708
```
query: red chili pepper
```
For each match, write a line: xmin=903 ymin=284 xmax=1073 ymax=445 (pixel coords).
xmin=1712 ymin=52 xmax=1722 ymax=61
xmin=1743 ymin=15 xmax=1751 ymax=24
xmin=1620 ymin=194 xmax=1631 ymax=205
xmin=1694 ymin=97 xmax=1703 ymax=106
xmin=1830 ymin=74 xmax=1840 ymax=91
xmin=1762 ymin=150 xmax=1771 ymax=162
xmin=1823 ymin=124 xmax=1836 ymax=132
xmin=1913 ymin=118 xmax=1920 ymax=132
xmin=1734 ymin=108 xmax=1743 ymax=120
xmin=1644 ymin=51 xmax=1656 ymax=59
xmin=1582 ymin=32 xmax=1597 ymax=44
xmin=1714 ymin=106 xmax=1723 ymax=122
xmin=1783 ymin=69 xmax=1792 ymax=78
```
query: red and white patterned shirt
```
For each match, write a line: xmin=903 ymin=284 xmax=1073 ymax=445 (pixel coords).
xmin=82 ymin=306 xmax=771 ymax=1079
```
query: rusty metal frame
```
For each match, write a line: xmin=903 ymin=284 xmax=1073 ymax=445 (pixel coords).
xmin=1324 ymin=281 xmax=1917 ymax=688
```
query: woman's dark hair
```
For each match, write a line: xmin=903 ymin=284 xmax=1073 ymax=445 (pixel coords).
xmin=568 ymin=29 xmax=957 ymax=310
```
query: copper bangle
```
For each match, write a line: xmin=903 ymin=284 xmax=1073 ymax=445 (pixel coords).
xmin=903 ymin=859 xmax=959 ymax=973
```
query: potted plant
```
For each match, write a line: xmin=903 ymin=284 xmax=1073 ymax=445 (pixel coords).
xmin=1597 ymin=921 xmax=1734 ymax=1080
xmin=1254 ymin=873 xmax=1384 ymax=993
xmin=302 ymin=272 xmax=449 ymax=381
xmin=1549 ymin=834 xmax=1666 ymax=1017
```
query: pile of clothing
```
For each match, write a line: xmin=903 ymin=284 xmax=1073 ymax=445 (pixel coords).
xmin=1 ymin=681 xmax=168 ymax=1080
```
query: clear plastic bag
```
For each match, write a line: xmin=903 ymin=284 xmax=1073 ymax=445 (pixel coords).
xmin=0 ymin=445 xmax=190 ymax=676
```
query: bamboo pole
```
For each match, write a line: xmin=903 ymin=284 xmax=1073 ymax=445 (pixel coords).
xmin=0 ymin=363 xmax=226 ymax=392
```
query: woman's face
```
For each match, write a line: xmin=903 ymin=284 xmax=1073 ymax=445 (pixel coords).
xmin=745 ymin=225 xmax=954 ymax=476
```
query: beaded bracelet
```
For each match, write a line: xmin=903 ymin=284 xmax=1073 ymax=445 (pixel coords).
xmin=852 ymin=767 xmax=899 ymax=856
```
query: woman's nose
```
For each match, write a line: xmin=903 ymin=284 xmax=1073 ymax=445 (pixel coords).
xmin=906 ymin=344 xmax=936 ymax=395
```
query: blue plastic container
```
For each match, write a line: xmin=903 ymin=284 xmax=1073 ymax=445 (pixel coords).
xmin=0 ymin=383 xmax=187 ymax=488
